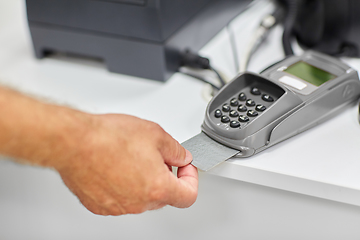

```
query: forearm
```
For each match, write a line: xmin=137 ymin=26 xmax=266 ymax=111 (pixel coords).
xmin=0 ymin=86 xmax=93 ymax=169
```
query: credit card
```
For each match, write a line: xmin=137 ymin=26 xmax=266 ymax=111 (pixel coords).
xmin=182 ymin=132 xmax=240 ymax=171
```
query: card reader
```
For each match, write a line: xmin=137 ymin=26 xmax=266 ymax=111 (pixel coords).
xmin=183 ymin=51 xmax=360 ymax=171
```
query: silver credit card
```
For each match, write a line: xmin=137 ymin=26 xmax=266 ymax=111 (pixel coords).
xmin=182 ymin=132 xmax=240 ymax=171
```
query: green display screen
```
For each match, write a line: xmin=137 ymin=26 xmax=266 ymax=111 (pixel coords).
xmin=284 ymin=61 xmax=336 ymax=86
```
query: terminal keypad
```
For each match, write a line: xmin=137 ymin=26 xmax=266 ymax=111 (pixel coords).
xmin=213 ymin=87 xmax=276 ymax=129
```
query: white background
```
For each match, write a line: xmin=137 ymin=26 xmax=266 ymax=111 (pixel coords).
xmin=1 ymin=0 xmax=360 ymax=239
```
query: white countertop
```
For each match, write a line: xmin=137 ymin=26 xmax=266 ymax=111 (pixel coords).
xmin=1 ymin=0 xmax=360 ymax=212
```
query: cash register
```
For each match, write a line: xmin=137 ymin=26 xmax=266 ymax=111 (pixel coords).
xmin=26 ymin=0 xmax=250 ymax=81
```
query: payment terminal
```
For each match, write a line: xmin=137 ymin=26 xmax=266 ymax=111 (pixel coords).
xmin=183 ymin=51 xmax=360 ymax=171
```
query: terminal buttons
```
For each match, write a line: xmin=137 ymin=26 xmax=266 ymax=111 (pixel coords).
xmin=239 ymin=115 xmax=249 ymax=122
xmin=247 ymin=110 xmax=258 ymax=117
xmin=238 ymin=92 xmax=247 ymax=101
xmin=238 ymin=105 xmax=247 ymax=112
xmin=246 ymin=99 xmax=256 ymax=106
xmin=230 ymin=120 xmax=241 ymax=128
xmin=214 ymin=109 xmax=222 ymax=118
xmin=229 ymin=110 xmax=239 ymax=118
xmin=262 ymin=94 xmax=274 ymax=102
xmin=221 ymin=115 xmax=230 ymax=123
xmin=213 ymin=86 xmax=276 ymax=130
xmin=250 ymin=87 xmax=261 ymax=95
xmin=222 ymin=104 xmax=231 ymax=112
xmin=230 ymin=98 xmax=239 ymax=106
xmin=255 ymin=104 xmax=266 ymax=112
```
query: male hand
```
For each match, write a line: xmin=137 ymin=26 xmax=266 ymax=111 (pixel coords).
xmin=56 ymin=114 xmax=198 ymax=216
xmin=0 ymin=87 xmax=197 ymax=215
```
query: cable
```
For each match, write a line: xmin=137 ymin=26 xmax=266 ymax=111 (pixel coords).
xmin=239 ymin=7 xmax=285 ymax=72
xmin=259 ymin=56 xmax=289 ymax=74
xmin=281 ymin=0 xmax=300 ymax=56
xmin=180 ymin=49 xmax=211 ymax=69
xmin=179 ymin=49 xmax=226 ymax=88
xmin=226 ymin=0 xmax=267 ymax=74
xmin=209 ymin=66 xmax=226 ymax=87
xmin=177 ymin=1 xmax=285 ymax=99
xmin=240 ymin=26 xmax=268 ymax=72
xmin=180 ymin=70 xmax=221 ymax=91
xmin=215 ymin=68 xmax=231 ymax=84
xmin=226 ymin=24 xmax=240 ymax=73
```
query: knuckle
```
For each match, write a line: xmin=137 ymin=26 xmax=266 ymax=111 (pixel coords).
xmin=151 ymin=122 xmax=163 ymax=131
xmin=147 ymin=122 xmax=165 ymax=138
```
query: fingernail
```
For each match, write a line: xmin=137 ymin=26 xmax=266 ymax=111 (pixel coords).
xmin=184 ymin=149 xmax=193 ymax=164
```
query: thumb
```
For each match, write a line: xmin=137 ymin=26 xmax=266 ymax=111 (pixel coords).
xmin=158 ymin=133 xmax=192 ymax=167
xmin=164 ymin=163 xmax=198 ymax=208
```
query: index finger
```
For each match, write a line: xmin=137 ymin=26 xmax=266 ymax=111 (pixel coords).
xmin=165 ymin=164 xmax=198 ymax=208
xmin=157 ymin=131 xmax=191 ymax=168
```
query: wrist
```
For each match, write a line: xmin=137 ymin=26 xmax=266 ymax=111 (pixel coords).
xmin=45 ymin=106 xmax=98 ymax=171
xmin=0 ymin=86 xmax=98 ymax=170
